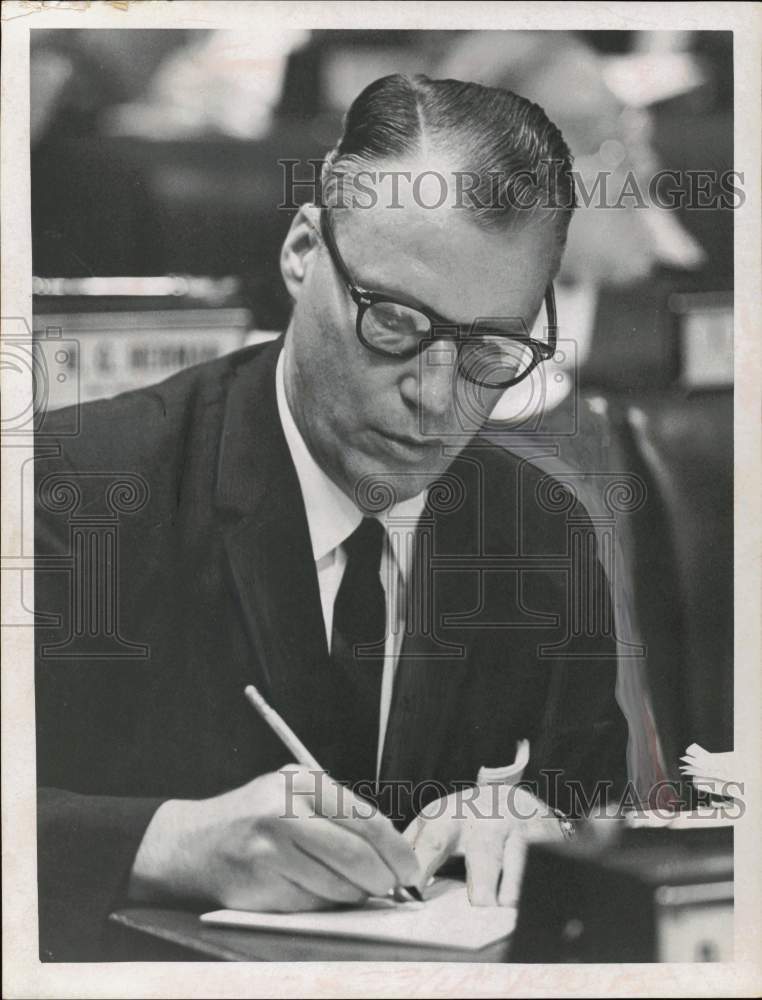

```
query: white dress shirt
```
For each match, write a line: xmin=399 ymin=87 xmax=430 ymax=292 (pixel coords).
xmin=275 ymin=350 xmax=426 ymax=779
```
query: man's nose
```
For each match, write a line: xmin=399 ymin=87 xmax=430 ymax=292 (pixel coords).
xmin=399 ymin=340 xmax=458 ymax=421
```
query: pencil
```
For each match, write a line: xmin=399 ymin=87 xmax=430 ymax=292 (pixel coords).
xmin=244 ymin=684 xmax=322 ymax=771
xmin=243 ymin=683 xmax=423 ymax=903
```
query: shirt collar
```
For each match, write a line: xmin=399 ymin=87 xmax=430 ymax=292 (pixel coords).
xmin=275 ymin=349 xmax=426 ymax=574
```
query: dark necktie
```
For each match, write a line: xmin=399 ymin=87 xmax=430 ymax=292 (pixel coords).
xmin=329 ymin=517 xmax=387 ymax=790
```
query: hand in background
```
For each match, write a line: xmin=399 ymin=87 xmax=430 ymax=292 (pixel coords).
xmin=128 ymin=765 xmax=420 ymax=911
xmin=404 ymin=784 xmax=565 ymax=906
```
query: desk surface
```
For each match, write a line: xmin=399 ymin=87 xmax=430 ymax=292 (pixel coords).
xmin=109 ymin=907 xmax=512 ymax=963
xmin=108 ymin=827 xmax=733 ymax=963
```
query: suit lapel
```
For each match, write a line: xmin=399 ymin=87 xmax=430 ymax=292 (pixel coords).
xmin=215 ymin=340 xmax=344 ymax=767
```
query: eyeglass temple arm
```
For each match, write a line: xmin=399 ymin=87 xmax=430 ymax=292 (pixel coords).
xmin=541 ymin=283 xmax=558 ymax=354
xmin=318 ymin=208 xmax=365 ymax=296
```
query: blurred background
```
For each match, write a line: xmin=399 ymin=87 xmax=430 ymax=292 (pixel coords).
xmin=30 ymin=29 xmax=734 ymax=794
xmin=31 ymin=27 xmax=733 ymax=386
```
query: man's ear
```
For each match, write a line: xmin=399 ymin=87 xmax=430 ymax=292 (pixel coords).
xmin=280 ymin=204 xmax=321 ymax=302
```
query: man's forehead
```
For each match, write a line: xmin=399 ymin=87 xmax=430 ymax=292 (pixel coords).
xmin=333 ymin=158 xmax=490 ymax=233
xmin=331 ymin=171 xmax=556 ymax=320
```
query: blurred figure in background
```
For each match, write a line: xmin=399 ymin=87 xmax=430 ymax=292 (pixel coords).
xmin=30 ymin=29 xmax=186 ymax=275
xmin=437 ymin=29 xmax=706 ymax=400
xmin=105 ymin=29 xmax=311 ymax=140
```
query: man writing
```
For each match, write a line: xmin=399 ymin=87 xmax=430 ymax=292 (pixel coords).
xmin=35 ymin=74 xmax=628 ymax=960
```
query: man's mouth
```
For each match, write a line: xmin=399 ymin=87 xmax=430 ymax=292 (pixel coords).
xmin=372 ymin=428 xmax=445 ymax=460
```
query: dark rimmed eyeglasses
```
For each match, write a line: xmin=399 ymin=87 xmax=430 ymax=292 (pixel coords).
xmin=317 ymin=207 xmax=557 ymax=390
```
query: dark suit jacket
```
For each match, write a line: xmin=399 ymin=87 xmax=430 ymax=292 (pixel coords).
xmin=35 ymin=337 xmax=628 ymax=960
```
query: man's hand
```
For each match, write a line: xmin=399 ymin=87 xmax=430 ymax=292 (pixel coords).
xmin=404 ymin=784 xmax=565 ymax=907
xmin=128 ymin=765 xmax=420 ymax=911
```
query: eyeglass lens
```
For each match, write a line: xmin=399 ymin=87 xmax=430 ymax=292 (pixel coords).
xmin=361 ymin=302 xmax=547 ymax=387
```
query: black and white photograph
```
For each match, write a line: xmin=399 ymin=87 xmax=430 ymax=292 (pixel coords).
xmin=2 ymin=2 xmax=760 ymax=997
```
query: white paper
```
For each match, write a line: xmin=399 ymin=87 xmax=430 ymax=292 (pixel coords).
xmin=200 ymin=878 xmax=516 ymax=951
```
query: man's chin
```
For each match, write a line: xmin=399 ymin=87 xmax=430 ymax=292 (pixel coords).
xmin=347 ymin=460 xmax=452 ymax=512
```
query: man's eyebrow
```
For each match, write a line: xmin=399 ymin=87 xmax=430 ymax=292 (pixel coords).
xmin=349 ymin=266 xmax=459 ymax=326
xmin=326 ymin=218 xmax=460 ymax=324
xmin=341 ymin=243 xmax=545 ymax=333
xmin=352 ymin=271 xmax=545 ymax=334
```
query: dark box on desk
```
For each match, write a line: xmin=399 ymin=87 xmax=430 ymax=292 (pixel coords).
xmin=510 ymin=825 xmax=733 ymax=963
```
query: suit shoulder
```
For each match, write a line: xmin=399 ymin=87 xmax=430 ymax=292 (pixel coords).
xmin=36 ymin=342 xmax=273 ymax=474
xmin=471 ymin=435 xmax=592 ymax=514
xmin=458 ymin=436 xmax=597 ymax=555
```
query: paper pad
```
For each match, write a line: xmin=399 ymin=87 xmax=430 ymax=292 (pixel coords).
xmin=200 ymin=878 xmax=516 ymax=950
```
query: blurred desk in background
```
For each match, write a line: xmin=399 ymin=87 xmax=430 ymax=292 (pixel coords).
xmin=32 ymin=279 xmax=279 ymax=412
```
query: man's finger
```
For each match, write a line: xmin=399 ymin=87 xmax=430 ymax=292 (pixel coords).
xmin=271 ymin=829 xmax=370 ymax=904
xmin=284 ymin=767 xmax=420 ymax=887
xmin=463 ymin=818 xmax=508 ymax=906
xmin=403 ymin=801 xmax=462 ymax=892
xmin=285 ymin=809 xmax=399 ymax=898
xmin=498 ymin=829 xmax=528 ymax=907
xmin=269 ymin=872 xmax=341 ymax=913
xmin=222 ymin=869 xmax=329 ymax=914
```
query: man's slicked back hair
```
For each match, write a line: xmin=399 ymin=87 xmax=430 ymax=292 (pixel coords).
xmin=321 ymin=74 xmax=576 ymax=251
